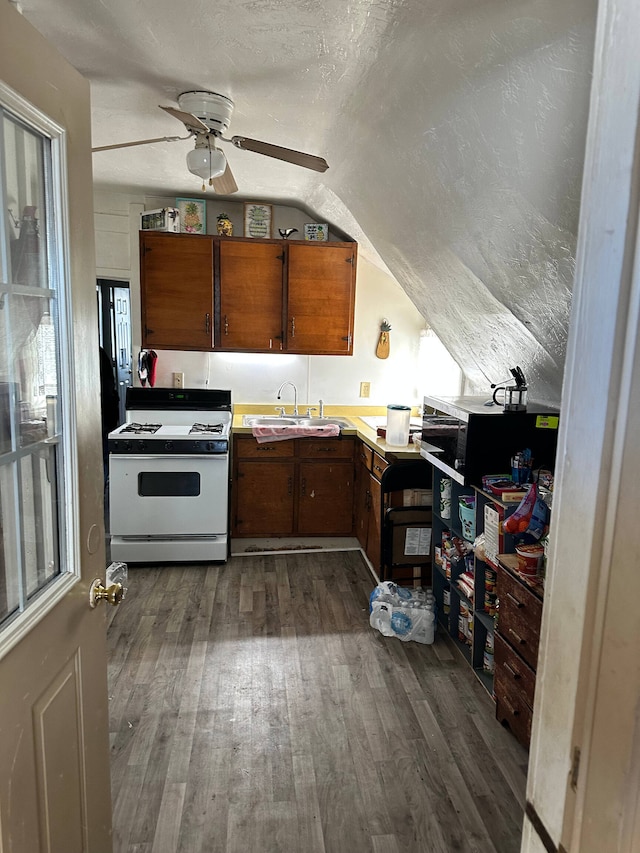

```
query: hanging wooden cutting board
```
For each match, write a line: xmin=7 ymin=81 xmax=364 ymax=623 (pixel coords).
xmin=376 ymin=331 xmax=390 ymax=359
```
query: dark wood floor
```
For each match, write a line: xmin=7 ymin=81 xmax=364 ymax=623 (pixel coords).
xmin=107 ymin=550 xmax=528 ymax=853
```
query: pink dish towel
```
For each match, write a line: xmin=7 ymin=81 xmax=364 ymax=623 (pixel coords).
xmin=252 ymin=424 xmax=340 ymax=443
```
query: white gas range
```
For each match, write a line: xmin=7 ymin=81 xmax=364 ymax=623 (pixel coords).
xmin=108 ymin=387 xmax=232 ymax=563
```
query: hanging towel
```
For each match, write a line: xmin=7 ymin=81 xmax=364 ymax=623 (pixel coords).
xmin=147 ymin=350 xmax=158 ymax=387
xmin=252 ymin=424 xmax=340 ymax=443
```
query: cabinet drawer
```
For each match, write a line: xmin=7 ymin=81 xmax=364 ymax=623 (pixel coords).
xmin=234 ymin=437 xmax=295 ymax=459
xmin=298 ymin=438 xmax=354 ymax=459
xmin=357 ymin=441 xmax=373 ymax=470
xmin=494 ymin=632 xmax=536 ymax=709
xmin=495 ymin=676 xmax=534 ymax=749
xmin=496 ymin=565 xmax=542 ymax=670
xmin=371 ymin=452 xmax=389 ymax=482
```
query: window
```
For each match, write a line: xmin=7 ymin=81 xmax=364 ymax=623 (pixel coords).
xmin=0 ymin=92 xmax=74 ymax=631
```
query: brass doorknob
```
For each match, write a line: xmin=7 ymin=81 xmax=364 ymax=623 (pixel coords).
xmin=89 ymin=578 xmax=124 ymax=608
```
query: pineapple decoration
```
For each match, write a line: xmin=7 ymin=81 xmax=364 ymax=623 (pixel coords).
xmin=217 ymin=212 xmax=233 ymax=237
xmin=182 ymin=201 xmax=204 ymax=233
xmin=376 ymin=319 xmax=392 ymax=359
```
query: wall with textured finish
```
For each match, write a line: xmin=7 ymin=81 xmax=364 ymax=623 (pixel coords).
xmin=310 ymin=0 xmax=597 ymax=405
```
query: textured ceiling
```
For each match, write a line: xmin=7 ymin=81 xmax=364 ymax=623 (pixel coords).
xmin=19 ymin=0 xmax=597 ymax=405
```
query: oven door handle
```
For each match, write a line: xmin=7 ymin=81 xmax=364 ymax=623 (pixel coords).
xmin=110 ymin=454 xmax=228 ymax=461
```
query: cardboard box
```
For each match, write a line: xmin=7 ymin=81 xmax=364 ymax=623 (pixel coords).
xmin=388 ymin=508 xmax=433 ymax=565
xmin=402 ymin=488 xmax=433 ymax=507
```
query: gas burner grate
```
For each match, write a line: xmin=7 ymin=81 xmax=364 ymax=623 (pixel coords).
xmin=190 ymin=422 xmax=224 ymax=435
xmin=121 ymin=422 xmax=162 ymax=434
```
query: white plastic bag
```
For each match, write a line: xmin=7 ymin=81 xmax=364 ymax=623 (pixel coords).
xmin=369 ymin=583 xmax=436 ymax=644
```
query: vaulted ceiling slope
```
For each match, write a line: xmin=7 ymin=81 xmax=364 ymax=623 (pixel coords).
xmin=21 ymin=0 xmax=597 ymax=405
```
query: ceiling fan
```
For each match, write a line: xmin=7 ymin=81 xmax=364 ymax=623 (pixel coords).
xmin=92 ymin=90 xmax=329 ymax=195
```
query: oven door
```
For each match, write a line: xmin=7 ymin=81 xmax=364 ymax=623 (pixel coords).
xmin=109 ymin=454 xmax=228 ymax=536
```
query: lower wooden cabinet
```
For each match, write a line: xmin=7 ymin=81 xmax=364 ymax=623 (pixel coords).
xmin=494 ymin=633 xmax=535 ymax=747
xmin=232 ymin=435 xmax=355 ymax=537
xmin=354 ymin=442 xmax=387 ymax=569
xmin=494 ymin=558 xmax=543 ymax=748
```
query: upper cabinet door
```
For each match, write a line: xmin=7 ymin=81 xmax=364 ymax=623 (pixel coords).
xmin=218 ymin=239 xmax=285 ymax=351
xmin=140 ymin=232 xmax=214 ymax=350
xmin=286 ymin=243 xmax=357 ymax=355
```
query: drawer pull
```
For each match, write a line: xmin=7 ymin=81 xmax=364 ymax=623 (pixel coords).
xmin=502 ymin=698 xmax=520 ymax=717
xmin=506 ymin=592 xmax=524 ymax=608
xmin=505 ymin=662 xmax=521 ymax=680
xmin=317 ymin=447 xmax=337 ymax=452
xmin=205 ymin=312 xmax=211 ymax=334
xmin=259 ymin=445 xmax=278 ymax=452
xmin=224 ymin=315 xmax=229 ymax=335
xmin=509 ymin=628 xmax=526 ymax=645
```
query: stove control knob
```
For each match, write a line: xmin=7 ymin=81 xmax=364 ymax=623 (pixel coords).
xmin=137 ymin=440 xmax=146 ymax=452
xmin=207 ymin=441 xmax=214 ymax=451
xmin=165 ymin=441 xmax=174 ymax=451
xmin=124 ymin=441 xmax=133 ymax=452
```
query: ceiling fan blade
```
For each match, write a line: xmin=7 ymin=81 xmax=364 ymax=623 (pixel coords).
xmin=211 ymin=160 xmax=238 ymax=195
xmin=159 ymin=105 xmax=209 ymax=134
xmin=229 ymin=136 xmax=329 ymax=172
xmin=92 ymin=134 xmax=188 ymax=152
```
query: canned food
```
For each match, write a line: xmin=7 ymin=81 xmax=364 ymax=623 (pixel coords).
xmin=484 ymin=591 xmax=497 ymax=617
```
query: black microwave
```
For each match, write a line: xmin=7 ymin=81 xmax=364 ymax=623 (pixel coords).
xmin=420 ymin=395 xmax=560 ymax=486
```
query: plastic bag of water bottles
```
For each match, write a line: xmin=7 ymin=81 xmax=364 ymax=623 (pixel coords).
xmin=369 ymin=582 xmax=436 ymax=644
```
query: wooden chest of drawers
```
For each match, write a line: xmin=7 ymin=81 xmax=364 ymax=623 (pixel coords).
xmin=495 ymin=559 xmax=544 ymax=748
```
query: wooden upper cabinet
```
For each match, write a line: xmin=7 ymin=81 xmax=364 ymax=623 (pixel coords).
xmin=218 ymin=238 xmax=285 ymax=351
xmin=140 ymin=232 xmax=214 ymax=350
xmin=139 ymin=232 xmax=357 ymax=354
xmin=286 ymin=242 xmax=357 ymax=355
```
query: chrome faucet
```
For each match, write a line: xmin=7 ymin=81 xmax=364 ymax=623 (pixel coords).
xmin=276 ymin=381 xmax=298 ymax=416
xmin=318 ymin=399 xmax=324 ymax=418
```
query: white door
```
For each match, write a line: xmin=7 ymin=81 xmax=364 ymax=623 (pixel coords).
xmin=0 ymin=6 xmax=114 ymax=851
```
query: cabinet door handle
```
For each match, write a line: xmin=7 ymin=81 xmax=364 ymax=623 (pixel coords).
xmin=509 ymin=628 xmax=526 ymax=645
xmin=502 ymin=697 xmax=520 ymax=717
xmin=224 ymin=315 xmax=229 ymax=335
xmin=290 ymin=316 xmax=296 ymax=338
xmin=287 ymin=476 xmax=293 ymax=496
xmin=205 ymin=313 xmax=211 ymax=334
xmin=505 ymin=662 xmax=521 ymax=680
xmin=506 ymin=592 xmax=524 ymax=608
xmin=301 ymin=478 xmax=306 ymax=496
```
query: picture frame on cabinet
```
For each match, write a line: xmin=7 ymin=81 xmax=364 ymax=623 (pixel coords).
xmin=244 ymin=202 xmax=272 ymax=239
xmin=304 ymin=222 xmax=329 ymax=241
xmin=176 ymin=198 xmax=206 ymax=234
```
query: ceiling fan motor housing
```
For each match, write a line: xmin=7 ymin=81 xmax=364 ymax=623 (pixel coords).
xmin=178 ymin=91 xmax=234 ymax=135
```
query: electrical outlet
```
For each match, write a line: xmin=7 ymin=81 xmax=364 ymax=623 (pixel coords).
xmin=173 ymin=372 xmax=184 ymax=388
xmin=360 ymin=381 xmax=371 ymax=398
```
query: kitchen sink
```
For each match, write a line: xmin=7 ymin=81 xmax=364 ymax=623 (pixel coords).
xmin=241 ymin=414 xmax=352 ymax=429
xmin=242 ymin=416 xmax=298 ymax=426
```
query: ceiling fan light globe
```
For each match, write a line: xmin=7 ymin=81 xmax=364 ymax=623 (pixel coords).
xmin=186 ymin=146 xmax=226 ymax=180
